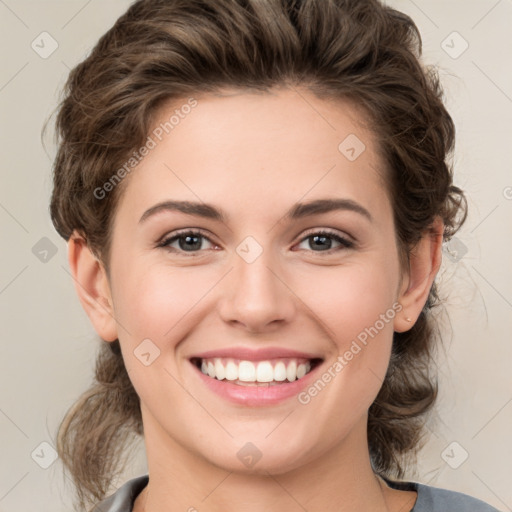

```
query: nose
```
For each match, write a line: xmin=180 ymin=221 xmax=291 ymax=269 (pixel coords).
xmin=218 ymin=245 xmax=296 ymax=333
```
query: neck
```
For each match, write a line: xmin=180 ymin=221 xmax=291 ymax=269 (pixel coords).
xmin=134 ymin=413 xmax=416 ymax=512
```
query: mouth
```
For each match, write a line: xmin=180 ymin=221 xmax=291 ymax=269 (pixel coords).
xmin=190 ymin=356 xmax=324 ymax=387
xmin=188 ymin=346 xmax=325 ymax=406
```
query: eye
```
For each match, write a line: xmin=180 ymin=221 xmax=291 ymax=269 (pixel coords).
xmin=295 ymin=229 xmax=354 ymax=253
xmin=157 ymin=228 xmax=354 ymax=256
xmin=158 ymin=230 xmax=217 ymax=254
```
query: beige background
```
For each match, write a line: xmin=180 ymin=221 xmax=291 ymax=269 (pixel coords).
xmin=0 ymin=0 xmax=511 ymax=510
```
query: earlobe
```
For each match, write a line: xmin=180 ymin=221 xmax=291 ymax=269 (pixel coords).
xmin=67 ymin=231 xmax=118 ymax=342
xmin=394 ymin=218 xmax=444 ymax=333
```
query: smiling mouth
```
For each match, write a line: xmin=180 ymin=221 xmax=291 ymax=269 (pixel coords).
xmin=190 ymin=357 xmax=323 ymax=387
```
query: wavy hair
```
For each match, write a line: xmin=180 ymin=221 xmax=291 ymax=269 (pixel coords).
xmin=49 ymin=0 xmax=467 ymax=509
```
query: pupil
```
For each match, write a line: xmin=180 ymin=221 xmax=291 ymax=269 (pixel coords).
xmin=180 ymin=235 xmax=201 ymax=251
xmin=312 ymin=235 xmax=331 ymax=251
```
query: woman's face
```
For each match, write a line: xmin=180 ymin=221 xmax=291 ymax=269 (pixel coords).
xmin=101 ymin=88 xmax=408 ymax=473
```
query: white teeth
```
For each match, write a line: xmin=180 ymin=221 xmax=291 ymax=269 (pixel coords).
xmin=214 ymin=359 xmax=225 ymax=380
xmin=286 ymin=361 xmax=297 ymax=382
xmin=256 ymin=361 xmax=274 ymax=382
xmin=197 ymin=357 xmax=314 ymax=383
xmin=238 ymin=361 xmax=256 ymax=382
xmin=273 ymin=362 xmax=287 ymax=381
xmin=225 ymin=361 xmax=238 ymax=381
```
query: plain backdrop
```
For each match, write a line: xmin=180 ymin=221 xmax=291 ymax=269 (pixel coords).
xmin=0 ymin=0 xmax=511 ymax=510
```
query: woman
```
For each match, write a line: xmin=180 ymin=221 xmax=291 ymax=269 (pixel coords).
xmin=49 ymin=0 xmax=499 ymax=510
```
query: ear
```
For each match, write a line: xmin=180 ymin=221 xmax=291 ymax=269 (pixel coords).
xmin=394 ymin=217 xmax=444 ymax=333
xmin=67 ymin=230 xmax=118 ymax=342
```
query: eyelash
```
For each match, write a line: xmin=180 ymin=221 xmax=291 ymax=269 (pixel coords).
xmin=157 ymin=228 xmax=354 ymax=255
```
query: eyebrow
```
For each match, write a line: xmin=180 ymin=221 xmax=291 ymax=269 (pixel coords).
xmin=139 ymin=198 xmax=373 ymax=224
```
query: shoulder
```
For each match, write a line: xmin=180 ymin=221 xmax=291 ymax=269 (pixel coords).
xmin=91 ymin=475 xmax=502 ymax=512
xmin=386 ymin=478 xmax=502 ymax=512
xmin=414 ymin=483 xmax=502 ymax=511
xmin=91 ymin=475 xmax=149 ymax=512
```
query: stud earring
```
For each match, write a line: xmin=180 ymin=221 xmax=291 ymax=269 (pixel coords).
xmin=405 ymin=317 xmax=413 ymax=322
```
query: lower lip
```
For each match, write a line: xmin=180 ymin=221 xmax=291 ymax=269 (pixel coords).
xmin=191 ymin=361 xmax=322 ymax=406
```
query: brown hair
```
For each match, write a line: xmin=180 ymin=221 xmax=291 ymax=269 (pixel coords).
xmin=49 ymin=0 xmax=467 ymax=509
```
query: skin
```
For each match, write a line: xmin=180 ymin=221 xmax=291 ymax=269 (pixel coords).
xmin=68 ymin=87 xmax=443 ymax=512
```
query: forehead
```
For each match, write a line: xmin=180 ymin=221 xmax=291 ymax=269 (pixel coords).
xmin=115 ymin=87 xmax=390 ymax=225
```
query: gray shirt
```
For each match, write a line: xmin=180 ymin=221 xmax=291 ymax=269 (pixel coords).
xmin=92 ymin=474 xmax=501 ymax=511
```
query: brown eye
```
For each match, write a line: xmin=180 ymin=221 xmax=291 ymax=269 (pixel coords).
xmin=295 ymin=230 xmax=354 ymax=253
xmin=158 ymin=230 xmax=216 ymax=253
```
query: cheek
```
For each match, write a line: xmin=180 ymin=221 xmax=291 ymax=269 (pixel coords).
xmin=298 ymin=259 xmax=399 ymax=345
xmin=112 ymin=263 xmax=208 ymax=346
xmin=294 ymin=259 xmax=398 ymax=401
xmin=285 ymin=262 xmax=400 ymax=447
xmin=111 ymin=265 xmax=207 ymax=398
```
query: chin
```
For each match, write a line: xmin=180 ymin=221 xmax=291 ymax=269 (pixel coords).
xmin=195 ymin=435 xmax=316 ymax=476
xmin=213 ymin=452 xmax=308 ymax=476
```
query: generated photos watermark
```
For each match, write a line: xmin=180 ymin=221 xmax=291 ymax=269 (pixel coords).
xmin=297 ymin=302 xmax=403 ymax=405
xmin=93 ymin=97 xmax=198 ymax=200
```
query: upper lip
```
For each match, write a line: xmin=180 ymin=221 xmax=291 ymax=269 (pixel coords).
xmin=190 ymin=347 xmax=323 ymax=361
